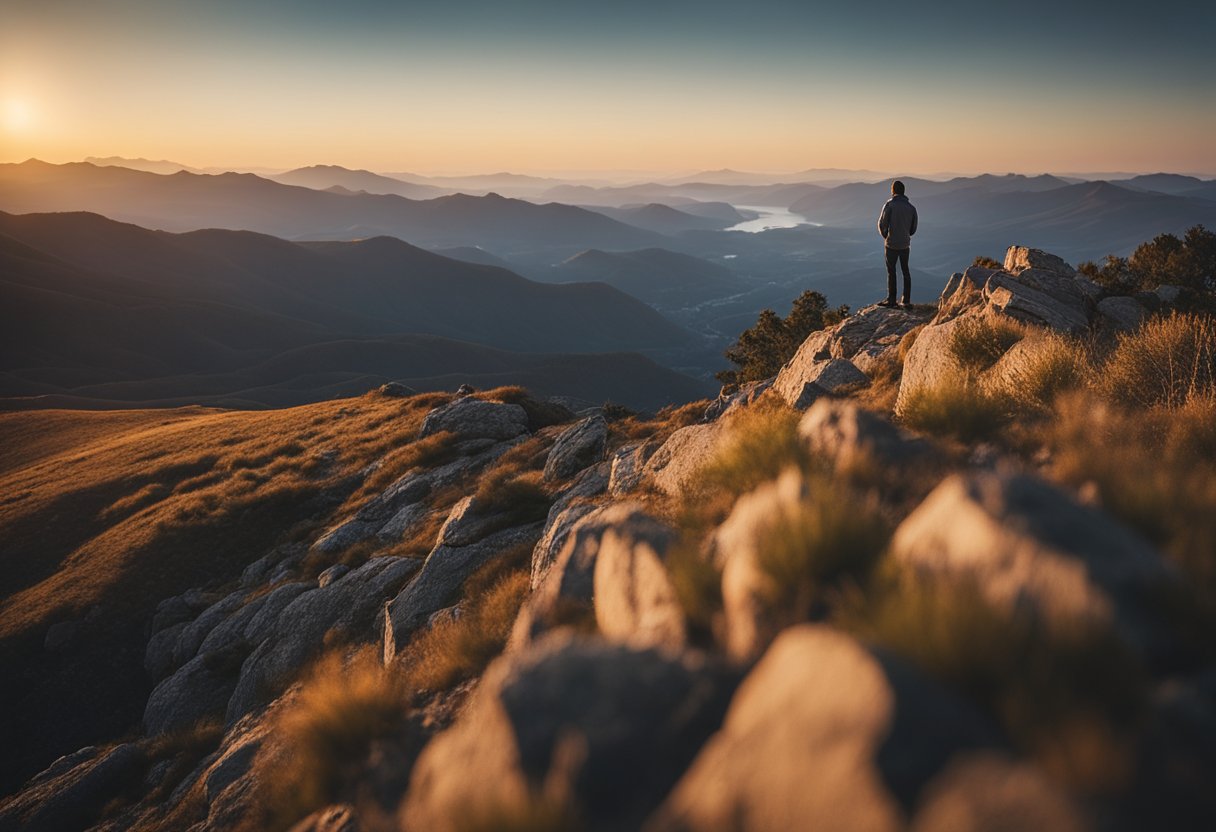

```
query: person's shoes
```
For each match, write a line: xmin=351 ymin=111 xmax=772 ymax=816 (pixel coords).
xmin=877 ymin=299 xmax=897 ymax=308
xmin=900 ymin=300 xmax=913 ymax=309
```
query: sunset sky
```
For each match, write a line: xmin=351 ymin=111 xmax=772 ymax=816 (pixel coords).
xmin=2 ymin=0 xmax=1214 ymax=176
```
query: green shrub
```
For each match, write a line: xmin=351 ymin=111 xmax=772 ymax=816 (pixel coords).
xmin=949 ymin=315 xmax=1029 ymax=374
xmin=1099 ymin=312 xmax=1216 ymax=408
xmin=1079 ymin=224 xmax=1215 ymax=303
xmin=718 ymin=290 xmax=850 ymax=386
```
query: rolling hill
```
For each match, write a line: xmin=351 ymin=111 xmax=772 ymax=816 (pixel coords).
xmin=550 ymin=248 xmax=740 ymax=307
xmin=269 ymin=164 xmax=447 ymax=199
xmin=0 ymin=211 xmax=712 ymax=409
xmin=0 ymin=160 xmax=663 ymax=254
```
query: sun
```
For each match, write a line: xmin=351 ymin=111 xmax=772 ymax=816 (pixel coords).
xmin=3 ymin=98 xmax=34 ymax=132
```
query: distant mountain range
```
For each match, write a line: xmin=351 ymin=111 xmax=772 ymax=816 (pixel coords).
xmin=0 ymin=211 xmax=711 ymax=409
xmin=0 ymin=160 xmax=663 ymax=256
xmin=550 ymin=248 xmax=740 ymax=307
xmin=584 ymin=203 xmax=739 ymax=234
xmin=269 ymin=165 xmax=447 ymax=199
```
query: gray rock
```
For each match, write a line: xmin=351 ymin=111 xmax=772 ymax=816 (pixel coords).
xmin=798 ymin=398 xmax=928 ymax=472
xmin=1156 ymin=284 xmax=1183 ymax=305
xmin=375 ymin=502 xmax=433 ymax=542
xmin=0 ymin=742 xmax=145 ymax=832
xmin=239 ymin=582 xmax=311 ymax=646
xmin=171 ymin=590 xmax=249 ymax=668
xmin=608 ymin=440 xmax=660 ymax=496
xmin=895 ymin=315 xmax=965 ymax=415
xmin=650 ymin=625 xmax=996 ymax=832
xmin=145 ymin=621 xmax=189 ymax=680
xmin=829 ymin=304 xmax=933 ymax=361
xmin=704 ymin=379 xmax=773 ymax=421
xmin=419 ymin=397 xmax=529 ymax=441
xmin=530 ymin=463 xmax=611 ymax=589
xmin=773 ymin=355 xmax=870 ymax=410
xmin=712 ymin=470 xmax=807 ymax=661
xmin=1003 ymin=245 xmax=1076 ymax=277
xmin=643 ymin=423 xmax=722 ymax=496
xmin=227 ymin=556 xmax=421 ymax=721
xmin=543 ymin=415 xmax=608 ymax=482
xmin=400 ymin=633 xmax=737 ymax=832
xmin=317 ymin=564 xmax=350 ymax=588
xmin=376 ymin=381 xmax=416 ymax=397
xmin=984 ymin=272 xmax=1090 ymax=334
xmin=938 ymin=267 xmax=993 ymax=319
xmin=890 ymin=471 xmax=1177 ymax=654
xmin=433 ymin=495 xmax=506 ymax=549
xmin=593 ymin=506 xmax=685 ymax=651
xmin=152 ymin=589 xmax=210 ymax=632
xmin=383 ymin=523 xmax=543 ymax=661
xmin=1098 ymin=295 xmax=1149 ymax=332
xmin=144 ymin=652 xmax=238 ymax=736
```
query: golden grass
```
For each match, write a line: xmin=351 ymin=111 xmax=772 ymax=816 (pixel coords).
xmin=899 ymin=373 xmax=1012 ymax=442
xmin=842 ymin=572 xmax=1145 ymax=793
xmin=262 ymin=647 xmax=411 ymax=830
xmin=948 ymin=315 xmax=1030 ymax=374
xmin=1099 ymin=312 xmax=1216 ymax=408
xmin=698 ymin=400 xmax=806 ymax=503
xmin=607 ymin=399 xmax=710 ymax=446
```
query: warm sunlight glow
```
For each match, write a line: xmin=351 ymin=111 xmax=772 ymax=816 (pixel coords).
xmin=3 ymin=98 xmax=34 ymax=132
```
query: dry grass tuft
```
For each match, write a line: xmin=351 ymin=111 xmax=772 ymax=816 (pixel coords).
xmin=949 ymin=315 xmax=1030 ymax=374
xmin=609 ymin=399 xmax=710 ymax=446
xmin=698 ymin=401 xmax=806 ymax=503
xmin=265 ymin=648 xmax=410 ymax=829
xmin=899 ymin=374 xmax=1012 ymax=442
xmin=1099 ymin=312 xmax=1216 ymax=408
xmin=843 ymin=572 xmax=1146 ymax=793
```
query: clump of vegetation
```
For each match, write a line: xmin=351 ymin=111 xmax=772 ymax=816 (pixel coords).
xmin=608 ymin=399 xmax=708 ymax=446
xmin=664 ymin=538 xmax=724 ymax=644
xmin=948 ymin=315 xmax=1029 ymax=373
xmin=698 ymin=400 xmax=807 ymax=504
xmin=399 ymin=543 xmax=534 ymax=695
xmin=140 ymin=718 xmax=226 ymax=805
xmin=752 ymin=480 xmax=889 ymax=626
xmin=1009 ymin=333 xmax=1092 ymax=410
xmin=843 ymin=573 xmax=1146 ymax=793
xmin=972 ymin=255 xmax=1004 ymax=269
xmin=1048 ymin=392 xmax=1216 ymax=604
xmin=1079 ymin=224 xmax=1215 ymax=307
xmin=476 ymin=385 xmax=573 ymax=430
xmin=899 ymin=373 xmax=1012 ymax=442
xmin=265 ymin=648 xmax=412 ymax=829
xmin=1099 ymin=312 xmax=1216 ymax=408
xmin=717 ymin=290 xmax=850 ymax=386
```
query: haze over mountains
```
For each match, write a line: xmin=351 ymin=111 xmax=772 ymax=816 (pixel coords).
xmin=2 ymin=157 xmax=1214 ymax=413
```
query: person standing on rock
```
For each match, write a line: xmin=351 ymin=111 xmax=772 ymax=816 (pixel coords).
xmin=877 ymin=180 xmax=918 ymax=308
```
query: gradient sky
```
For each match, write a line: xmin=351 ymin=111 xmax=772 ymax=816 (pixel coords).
xmin=2 ymin=0 xmax=1214 ymax=176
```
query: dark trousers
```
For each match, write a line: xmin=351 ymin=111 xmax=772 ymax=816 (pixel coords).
xmin=885 ymin=246 xmax=911 ymax=302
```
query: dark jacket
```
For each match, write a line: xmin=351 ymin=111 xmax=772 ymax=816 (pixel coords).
xmin=877 ymin=194 xmax=918 ymax=250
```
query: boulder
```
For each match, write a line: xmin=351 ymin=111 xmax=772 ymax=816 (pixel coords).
xmin=383 ymin=522 xmax=543 ymax=660
xmin=530 ymin=462 xmax=610 ymax=589
xmin=376 ymin=381 xmax=416 ymax=397
xmin=643 ymin=423 xmax=722 ymax=496
xmin=145 ymin=621 xmax=188 ymax=681
xmin=798 ymin=398 xmax=927 ymax=472
xmin=704 ymin=379 xmax=772 ymax=421
xmin=938 ymin=267 xmax=993 ymax=320
xmin=226 ymin=556 xmax=421 ymax=721
xmin=400 ymin=633 xmax=737 ymax=832
xmin=890 ymin=471 xmax=1177 ymax=654
xmin=1156 ymin=284 xmax=1183 ymax=305
xmin=649 ymin=625 xmax=996 ymax=832
xmin=979 ymin=333 xmax=1060 ymax=397
xmin=238 ymin=581 xmax=312 ymax=646
xmin=0 ymin=743 xmax=145 ymax=832
xmin=434 ymin=495 xmax=506 ymax=549
xmin=910 ymin=754 xmax=1088 ymax=832
xmin=829 ymin=304 xmax=933 ymax=361
xmin=1097 ymin=296 xmax=1149 ymax=332
xmin=608 ymin=440 xmax=660 ymax=496
xmin=592 ymin=507 xmax=685 ymax=651
xmin=171 ymin=589 xmax=249 ymax=669
xmin=711 ymin=470 xmax=806 ymax=661
xmin=983 ymin=272 xmax=1090 ymax=334
xmin=144 ymin=651 xmax=241 ymax=735
xmin=375 ymin=502 xmax=434 ymax=542
xmin=773 ymin=355 xmax=870 ymax=410
xmin=1003 ymin=245 xmax=1076 ymax=277
xmin=419 ymin=397 xmax=529 ymax=442
xmin=543 ymin=415 xmax=608 ymax=482
xmin=317 ymin=564 xmax=349 ymax=588
xmin=895 ymin=316 xmax=965 ymax=415
xmin=289 ymin=805 xmax=359 ymax=832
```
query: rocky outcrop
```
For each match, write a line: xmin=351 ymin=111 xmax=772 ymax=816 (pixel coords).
xmin=608 ymin=439 xmax=660 ymax=496
xmin=643 ymin=423 xmax=722 ymax=496
xmin=543 ymin=414 xmax=607 ymax=481
xmin=650 ymin=625 xmax=998 ymax=832
xmin=419 ymin=397 xmax=530 ymax=441
xmin=144 ymin=651 xmax=240 ymax=736
xmin=798 ymin=398 xmax=928 ymax=472
xmin=227 ymin=555 xmax=421 ymax=721
xmin=0 ymin=743 xmax=145 ymax=832
xmin=530 ymin=463 xmax=610 ymax=590
xmin=773 ymin=356 xmax=869 ymax=410
xmin=890 ymin=470 xmax=1177 ymax=654
xmin=1097 ymin=296 xmax=1149 ymax=332
xmin=383 ymin=522 xmax=543 ymax=660
xmin=400 ymin=633 xmax=737 ymax=832
xmin=592 ymin=507 xmax=685 ymax=651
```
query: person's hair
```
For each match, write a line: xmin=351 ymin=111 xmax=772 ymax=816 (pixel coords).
xmin=892 ymin=180 xmax=906 ymax=196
